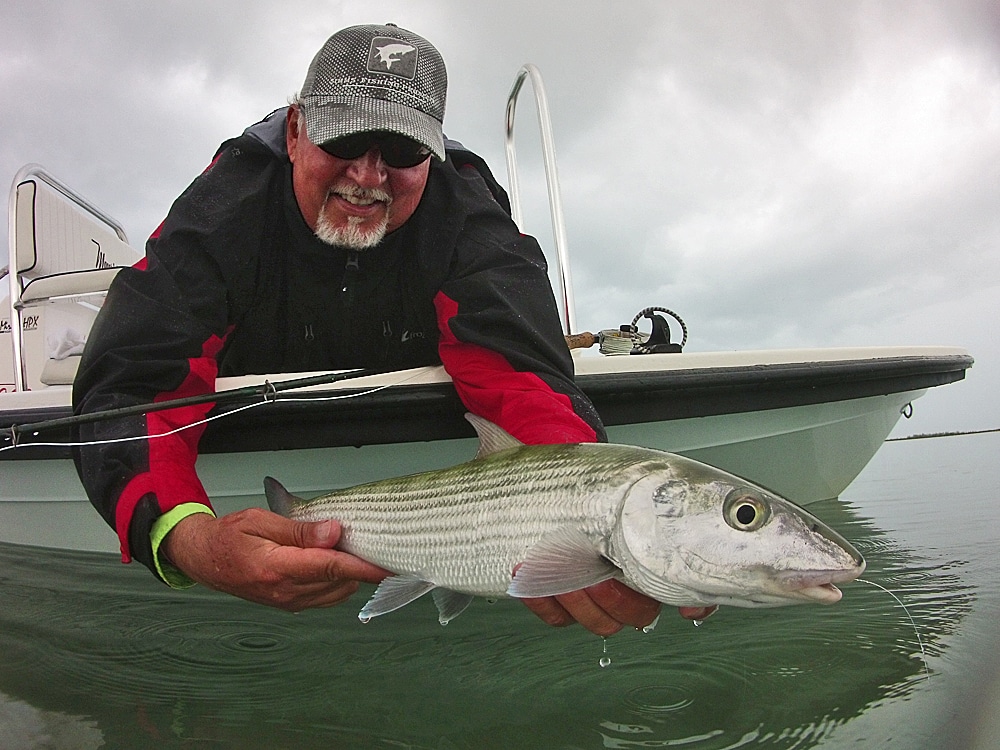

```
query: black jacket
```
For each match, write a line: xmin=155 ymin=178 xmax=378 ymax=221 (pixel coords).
xmin=72 ymin=109 xmax=605 ymax=578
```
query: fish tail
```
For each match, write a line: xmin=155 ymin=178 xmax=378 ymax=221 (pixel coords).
xmin=263 ymin=476 xmax=299 ymax=517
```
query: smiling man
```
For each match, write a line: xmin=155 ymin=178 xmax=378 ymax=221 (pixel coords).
xmin=286 ymin=112 xmax=429 ymax=248
xmin=72 ymin=23 xmax=661 ymax=636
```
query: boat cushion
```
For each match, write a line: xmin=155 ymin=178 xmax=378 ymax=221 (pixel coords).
xmin=39 ymin=354 xmax=81 ymax=385
xmin=19 ymin=268 xmax=122 ymax=304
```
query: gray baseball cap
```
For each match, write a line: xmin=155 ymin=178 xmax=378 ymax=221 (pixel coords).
xmin=298 ymin=24 xmax=447 ymax=160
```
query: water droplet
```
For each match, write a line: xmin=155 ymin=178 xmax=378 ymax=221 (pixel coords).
xmin=599 ymin=637 xmax=612 ymax=667
xmin=693 ymin=619 xmax=703 ymax=628
xmin=358 ymin=616 xmax=371 ymax=624
xmin=641 ymin=614 xmax=661 ymax=634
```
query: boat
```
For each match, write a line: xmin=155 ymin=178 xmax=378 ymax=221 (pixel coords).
xmin=0 ymin=66 xmax=973 ymax=555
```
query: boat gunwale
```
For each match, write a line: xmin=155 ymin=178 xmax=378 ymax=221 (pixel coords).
xmin=1 ymin=349 xmax=973 ymax=460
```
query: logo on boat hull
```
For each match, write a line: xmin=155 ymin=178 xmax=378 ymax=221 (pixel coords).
xmin=93 ymin=239 xmax=114 ymax=269
xmin=0 ymin=315 xmax=39 ymax=334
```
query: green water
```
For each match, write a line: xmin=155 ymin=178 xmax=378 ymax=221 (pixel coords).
xmin=1 ymin=432 xmax=997 ymax=749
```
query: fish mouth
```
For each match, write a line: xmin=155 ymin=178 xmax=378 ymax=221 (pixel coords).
xmin=776 ymin=566 xmax=865 ymax=604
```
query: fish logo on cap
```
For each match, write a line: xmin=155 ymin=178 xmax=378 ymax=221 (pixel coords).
xmin=367 ymin=38 xmax=418 ymax=79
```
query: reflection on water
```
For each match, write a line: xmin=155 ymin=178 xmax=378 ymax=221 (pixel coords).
xmin=0 ymin=433 xmax=996 ymax=749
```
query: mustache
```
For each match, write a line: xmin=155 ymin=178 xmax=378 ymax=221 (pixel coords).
xmin=329 ymin=183 xmax=392 ymax=205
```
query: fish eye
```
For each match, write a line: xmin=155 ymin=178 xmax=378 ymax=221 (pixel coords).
xmin=723 ymin=491 xmax=770 ymax=532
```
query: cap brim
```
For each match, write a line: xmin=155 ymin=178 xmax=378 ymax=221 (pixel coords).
xmin=303 ymin=98 xmax=445 ymax=161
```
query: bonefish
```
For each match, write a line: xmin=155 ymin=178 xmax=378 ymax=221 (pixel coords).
xmin=265 ymin=414 xmax=864 ymax=624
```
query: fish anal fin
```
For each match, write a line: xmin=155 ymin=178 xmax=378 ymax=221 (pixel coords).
xmin=507 ymin=526 xmax=619 ymax=598
xmin=431 ymin=589 xmax=475 ymax=625
xmin=358 ymin=575 xmax=436 ymax=621
xmin=464 ymin=413 xmax=524 ymax=458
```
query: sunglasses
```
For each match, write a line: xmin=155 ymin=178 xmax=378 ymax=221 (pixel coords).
xmin=320 ymin=132 xmax=432 ymax=169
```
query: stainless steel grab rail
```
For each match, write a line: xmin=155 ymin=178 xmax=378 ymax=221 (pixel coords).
xmin=504 ymin=64 xmax=577 ymax=335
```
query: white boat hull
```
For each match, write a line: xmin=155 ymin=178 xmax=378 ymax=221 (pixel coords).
xmin=1 ymin=378 xmax=925 ymax=555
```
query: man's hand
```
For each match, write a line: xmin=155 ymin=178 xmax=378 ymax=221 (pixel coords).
xmin=162 ymin=508 xmax=389 ymax=611
xmin=519 ymin=583 xmax=720 ymax=635
xmin=519 ymin=580 xmax=663 ymax=637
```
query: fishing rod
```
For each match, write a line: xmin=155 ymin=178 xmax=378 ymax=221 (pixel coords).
xmin=1 ymin=368 xmax=385 ymax=447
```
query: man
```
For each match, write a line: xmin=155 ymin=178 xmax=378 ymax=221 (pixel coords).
xmin=73 ymin=23 xmax=670 ymax=635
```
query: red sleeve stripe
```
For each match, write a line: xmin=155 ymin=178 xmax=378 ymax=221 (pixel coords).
xmin=114 ymin=332 xmax=228 ymax=562
xmin=433 ymin=292 xmax=596 ymax=445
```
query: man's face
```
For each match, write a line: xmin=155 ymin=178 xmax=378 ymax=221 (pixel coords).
xmin=286 ymin=105 xmax=431 ymax=249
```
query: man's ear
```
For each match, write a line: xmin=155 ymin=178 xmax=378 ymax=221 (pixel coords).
xmin=285 ymin=105 xmax=301 ymax=163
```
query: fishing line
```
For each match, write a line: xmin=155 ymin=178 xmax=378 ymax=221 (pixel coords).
xmin=0 ymin=372 xmax=422 ymax=455
xmin=887 ymin=427 xmax=1000 ymax=442
xmin=1 ymin=367 xmax=388 ymax=445
xmin=857 ymin=578 xmax=931 ymax=681
xmin=0 ymin=400 xmax=266 ymax=453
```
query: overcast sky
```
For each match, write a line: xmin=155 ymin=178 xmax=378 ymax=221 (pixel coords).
xmin=2 ymin=0 xmax=997 ymax=436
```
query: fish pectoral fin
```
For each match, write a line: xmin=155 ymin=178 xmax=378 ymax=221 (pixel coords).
xmin=358 ymin=575 xmax=436 ymax=621
xmin=507 ymin=527 xmax=620 ymax=598
xmin=431 ymin=589 xmax=475 ymax=625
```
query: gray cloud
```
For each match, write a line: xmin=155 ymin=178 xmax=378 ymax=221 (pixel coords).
xmin=2 ymin=0 xmax=996 ymax=434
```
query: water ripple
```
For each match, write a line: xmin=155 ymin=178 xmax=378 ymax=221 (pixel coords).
xmin=0 ymin=434 xmax=995 ymax=750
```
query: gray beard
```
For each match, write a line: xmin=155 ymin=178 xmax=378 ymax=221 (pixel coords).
xmin=314 ymin=212 xmax=389 ymax=250
xmin=314 ymin=187 xmax=391 ymax=249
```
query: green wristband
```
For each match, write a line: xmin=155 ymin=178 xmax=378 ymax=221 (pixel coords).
xmin=150 ymin=503 xmax=217 ymax=589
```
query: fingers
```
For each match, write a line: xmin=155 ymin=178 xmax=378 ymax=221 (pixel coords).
xmin=678 ymin=605 xmax=719 ymax=621
xmin=275 ymin=544 xmax=390 ymax=586
xmin=258 ymin=553 xmax=387 ymax=612
xmin=239 ymin=507 xmax=341 ymax=550
xmin=554 ymin=588 xmax=626 ymax=637
xmin=519 ymin=595 xmax=575 ymax=628
xmin=260 ymin=576 xmax=362 ymax=611
xmin=586 ymin=579 xmax=661 ymax=629
xmin=237 ymin=508 xmax=391 ymax=584
xmin=519 ymin=580 xmax=663 ymax=638
xmin=241 ymin=510 xmax=390 ymax=582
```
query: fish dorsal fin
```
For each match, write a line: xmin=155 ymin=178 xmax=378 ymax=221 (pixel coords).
xmin=431 ymin=589 xmax=475 ymax=625
xmin=507 ymin=526 xmax=620 ymax=598
xmin=464 ymin=413 xmax=524 ymax=459
xmin=263 ymin=477 xmax=304 ymax=517
xmin=358 ymin=575 xmax=436 ymax=621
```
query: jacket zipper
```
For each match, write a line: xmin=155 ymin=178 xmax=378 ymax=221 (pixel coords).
xmin=341 ymin=250 xmax=360 ymax=306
